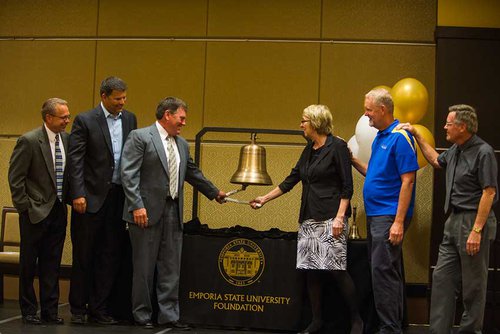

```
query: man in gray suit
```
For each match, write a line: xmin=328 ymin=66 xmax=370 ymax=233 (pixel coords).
xmin=121 ymin=97 xmax=226 ymax=329
xmin=8 ymin=98 xmax=71 ymax=325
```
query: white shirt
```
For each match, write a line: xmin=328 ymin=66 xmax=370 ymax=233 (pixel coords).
xmin=101 ymin=102 xmax=123 ymax=184
xmin=155 ymin=121 xmax=180 ymax=177
xmin=44 ymin=123 xmax=66 ymax=172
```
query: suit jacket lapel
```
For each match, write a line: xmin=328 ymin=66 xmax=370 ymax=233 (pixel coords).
xmin=150 ymin=125 xmax=169 ymax=176
xmin=176 ymin=136 xmax=187 ymax=183
xmin=301 ymin=141 xmax=313 ymax=175
xmin=121 ymin=111 xmax=132 ymax=146
xmin=60 ymin=132 xmax=69 ymax=197
xmin=307 ymin=135 xmax=333 ymax=174
xmin=61 ymin=132 xmax=69 ymax=153
xmin=39 ymin=127 xmax=56 ymax=187
xmin=95 ymin=106 xmax=113 ymax=156
xmin=61 ymin=132 xmax=69 ymax=177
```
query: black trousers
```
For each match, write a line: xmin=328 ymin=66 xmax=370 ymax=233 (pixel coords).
xmin=19 ymin=200 xmax=67 ymax=317
xmin=69 ymin=186 xmax=132 ymax=318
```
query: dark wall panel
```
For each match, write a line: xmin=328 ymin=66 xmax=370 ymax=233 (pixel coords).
xmin=435 ymin=27 xmax=500 ymax=148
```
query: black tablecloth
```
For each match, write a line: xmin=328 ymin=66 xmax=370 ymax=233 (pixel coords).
xmin=179 ymin=219 xmax=378 ymax=333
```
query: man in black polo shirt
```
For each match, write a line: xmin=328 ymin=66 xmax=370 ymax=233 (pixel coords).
xmin=399 ymin=104 xmax=498 ymax=333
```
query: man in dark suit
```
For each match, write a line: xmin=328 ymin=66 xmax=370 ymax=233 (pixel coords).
xmin=8 ymin=98 xmax=71 ymax=325
xmin=121 ymin=97 xmax=225 ymax=329
xmin=68 ymin=76 xmax=137 ymax=325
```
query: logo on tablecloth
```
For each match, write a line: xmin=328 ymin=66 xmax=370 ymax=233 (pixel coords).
xmin=218 ymin=238 xmax=265 ymax=286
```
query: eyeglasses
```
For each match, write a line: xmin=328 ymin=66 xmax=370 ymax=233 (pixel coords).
xmin=50 ymin=114 xmax=71 ymax=121
xmin=445 ymin=121 xmax=461 ymax=127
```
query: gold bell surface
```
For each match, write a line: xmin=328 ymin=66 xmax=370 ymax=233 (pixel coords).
xmin=230 ymin=135 xmax=272 ymax=186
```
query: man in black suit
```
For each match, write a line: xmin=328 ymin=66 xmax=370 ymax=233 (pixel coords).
xmin=8 ymin=98 xmax=71 ymax=325
xmin=68 ymin=76 xmax=137 ymax=325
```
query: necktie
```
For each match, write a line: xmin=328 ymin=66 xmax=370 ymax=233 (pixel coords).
xmin=167 ymin=136 xmax=178 ymax=199
xmin=54 ymin=134 xmax=64 ymax=201
xmin=444 ymin=148 xmax=460 ymax=213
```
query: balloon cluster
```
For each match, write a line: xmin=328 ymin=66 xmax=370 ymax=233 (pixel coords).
xmin=348 ymin=78 xmax=435 ymax=169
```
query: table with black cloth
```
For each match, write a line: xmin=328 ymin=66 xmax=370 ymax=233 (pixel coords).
xmin=179 ymin=218 xmax=378 ymax=333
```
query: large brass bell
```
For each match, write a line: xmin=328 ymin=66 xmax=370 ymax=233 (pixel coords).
xmin=349 ymin=206 xmax=362 ymax=239
xmin=224 ymin=134 xmax=272 ymax=205
xmin=230 ymin=134 xmax=272 ymax=186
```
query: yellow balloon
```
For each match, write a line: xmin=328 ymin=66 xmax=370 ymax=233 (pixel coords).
xmin=372 ymin=85 xmax=392 ymax=93
xmin=392 ymin=78 xmax=429 ymax=124
xmin=412 ymin=124 xmax=435 ymax=169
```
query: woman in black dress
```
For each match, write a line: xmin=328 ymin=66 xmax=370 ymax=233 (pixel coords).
xmin=251 ymin=104 xmax=363 ymax=334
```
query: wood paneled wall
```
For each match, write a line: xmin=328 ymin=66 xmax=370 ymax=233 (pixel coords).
xmin=0 ymin=0 xmax=436 ymax=283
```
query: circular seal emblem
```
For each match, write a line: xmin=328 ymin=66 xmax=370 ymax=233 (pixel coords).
xmin=218 ymin=238 xmax=265 ymax=287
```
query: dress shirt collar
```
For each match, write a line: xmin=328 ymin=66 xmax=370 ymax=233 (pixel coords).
xmin=155 ymin=121 xmax=175 ymax=141
xmin=43 ymin=123 xmax=59 ymax=143
xmin=378 ymin=119 xmax=399 ymax=136
xmin=101 ymin=102 xmax=122 ymax=119
xmin=457 ymin=134 xmax=477 ymax=151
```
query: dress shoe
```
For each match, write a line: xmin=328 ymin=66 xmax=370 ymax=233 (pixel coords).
xmin=42 ymin=316 xmax=64 ymax=325
xmin=22 ymin=315 xmax=41 ymax=325
xmin=298 ymin=320 xmax=322 ymax=334
xmin=298 ymin=329 xmax=320 ymax=334
xmin=164 ymin=320 xmax=191 ymax=330
xmin=89 ymin=314 xmax=118 ymax=325
xmin=70 ymin=314 xmax=86 ymax=325
xmin=136 ymin=320 xmax=155 ymax=329
xmin=350 ymin=317 xmax=364 ymax=334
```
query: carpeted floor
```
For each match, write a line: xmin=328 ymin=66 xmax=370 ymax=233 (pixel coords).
xmin=0 ymin=300 xmax=442 ymax=334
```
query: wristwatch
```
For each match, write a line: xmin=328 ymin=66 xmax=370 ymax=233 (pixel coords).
xmin=472 ymin=226 xmax=482 ymax=233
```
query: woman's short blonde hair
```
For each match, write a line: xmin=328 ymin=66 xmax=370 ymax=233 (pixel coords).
xmin=303 ymin=104 xmax=334 ymax=135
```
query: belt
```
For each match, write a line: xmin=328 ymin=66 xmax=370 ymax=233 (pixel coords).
xmin=451 ymin=206 xmax=476 ymax=214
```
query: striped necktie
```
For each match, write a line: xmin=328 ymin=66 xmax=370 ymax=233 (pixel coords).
xmin=167 ymin=136 xmax=178 ymax=199
xmin=55 ymin=134 xmax=64 ymax=201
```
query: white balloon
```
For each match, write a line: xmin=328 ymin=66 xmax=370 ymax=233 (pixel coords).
xmin=357 ymin=142 xmax=372 ymax=164
xmin=355 ymin=115 xmax=378 ymax=146
xmin=347 ymin=136 xmax=359 ymax=157
xmin=354 ymin=115 xmax=378 ymax=163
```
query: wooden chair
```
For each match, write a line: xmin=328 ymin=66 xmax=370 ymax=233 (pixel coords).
xmin=0 ymin=207 xmax=20 ymax=303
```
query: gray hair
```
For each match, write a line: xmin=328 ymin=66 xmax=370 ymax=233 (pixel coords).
xmin=155 ymin=97 xmax=188 ymax=120
xmin=365 ymin=88 xmax=394 ymax=114
xmin=41 ymin=98 xmax=68 ymax=121
xmin=302 ymin=104 xmax=334 ymax=135
xmin=99 ymin=76 xmax=127 ymax=96
xmin=449 ymin=104 xmax=478 ymax=134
